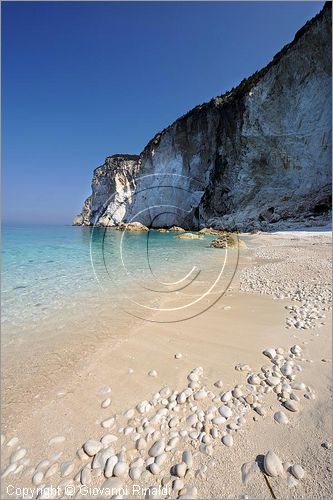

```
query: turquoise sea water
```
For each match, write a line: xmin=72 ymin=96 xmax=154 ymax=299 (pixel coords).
xmin=2 ymin=225 xmax=235 ymax=335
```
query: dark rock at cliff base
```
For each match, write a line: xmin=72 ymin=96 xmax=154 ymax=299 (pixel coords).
xmin=199 ymin=228 xmax=225 ymax=235
xmin=117 ymin=222 xmax=149 ymax=232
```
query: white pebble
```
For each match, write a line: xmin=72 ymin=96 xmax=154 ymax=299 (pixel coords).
xmin=219 ymin=406 xmax=232 ymax=419
xmin=182 ymin=450 xmax=193 ymax=468
xmin=113 ymin=461 xmax=129 ymax=478
xmin=264 ymin=451 xmax=284 ymax=477
xmin=32 ymin=471 xmax=44 ymax=486
xmin=222 ymin=434 xmax=233 ymax=447
xmin=291 ymin=464 xmax=305 ymax=480
xmin=175 ymin=462 xmax=187 ymax=478
xmin=101 ymin=417 xmax=115 ymax=429
xmin=148 ymin=439 xmax=165 ymax=457
xmin=1 ymin=463 xmax=17 ymax=478
xmin=274 ymin=411 xmax=289 ymax=424
xmin=149 ymin=463 xmax=160 ymax=475
xmin=284 ymin=400 xmax=300 ymax=412
xmin=7 ymin=437 xmax=19 ymax=447
xmin=263 ymin=348 xmax=276 ymax=360
xmin=104 ymin=455 xmax=118 ymax=478
xmin=60 ymin=461 xmax=74 ymax=477
xmin=99 ymin=386 xmax=112 ymax=394
xmin=10 ymin=448 xmax=27 ymax=463
xmin=48 ymin=436 xmax=66 ymax=445
xmin=129 ymin=467 xmax=141 ymax=480
xmin=101 ymin=398 xmax=111 ymax=408
xmin=83 ymin=439 xmax=103 ymax=456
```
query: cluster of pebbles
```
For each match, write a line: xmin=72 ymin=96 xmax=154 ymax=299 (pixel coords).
xmin=1 ymin=345 xmax=315 ymax=499
xmin=240 ymin=245 xmax=332 ymax=330
xmin=241 ymin=449 xmax=306 ymax=491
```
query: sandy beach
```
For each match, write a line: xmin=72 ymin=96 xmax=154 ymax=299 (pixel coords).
xmin=1 ymin=230 xmax=332 ymax=499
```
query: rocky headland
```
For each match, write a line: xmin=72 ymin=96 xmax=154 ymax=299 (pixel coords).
xmin=74 ymin=4 xmax=331 ymax=232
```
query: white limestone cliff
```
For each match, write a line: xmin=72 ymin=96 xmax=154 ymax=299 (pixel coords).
xmin=74 ymin=4 xmax=331 ymax=231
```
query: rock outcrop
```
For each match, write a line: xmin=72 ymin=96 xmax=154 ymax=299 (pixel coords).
xmin=210 ymin=234 xmax=247 ymax=249
xmin=74 ymin=4 xmax=331 ymax=231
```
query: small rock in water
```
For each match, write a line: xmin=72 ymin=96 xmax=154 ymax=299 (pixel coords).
xmin=290 ymin=464 xmax=305 ymax=480
xmin=264 ymin=450 xmax=284 ymax=477
xmin=83 ymin=439 xmax=103 ymax=456
xmin=101 ymin=398 xmax=111 ymax=408
xmin=148 ymin=370 xmax=158 ymax=377
xmin=48 ymin=436 xmax=66 ymax=445
xmin=274 ymin=411 xmax=289 ymax=424
xmin=175 ymin=353 xmax=183 ymax=359
xmin=222 ymin=435 xmax=233 ymax=447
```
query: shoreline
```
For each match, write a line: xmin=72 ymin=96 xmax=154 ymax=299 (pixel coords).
xmin=1 ymin=230 xmax=331 ymax=499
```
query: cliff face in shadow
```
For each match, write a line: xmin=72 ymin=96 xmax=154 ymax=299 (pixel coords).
xmin=74 ymin=4 xmax=331 ymax=231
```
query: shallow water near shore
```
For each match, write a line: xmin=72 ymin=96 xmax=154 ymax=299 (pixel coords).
xmin=2 ymin=225 xmax=240 ymax=335
xmin=1 ymin=224 xmax=243 ymax=428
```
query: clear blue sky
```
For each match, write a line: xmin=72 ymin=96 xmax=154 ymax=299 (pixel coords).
xmin=2 ymin=1 xmax=324 ymax=224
